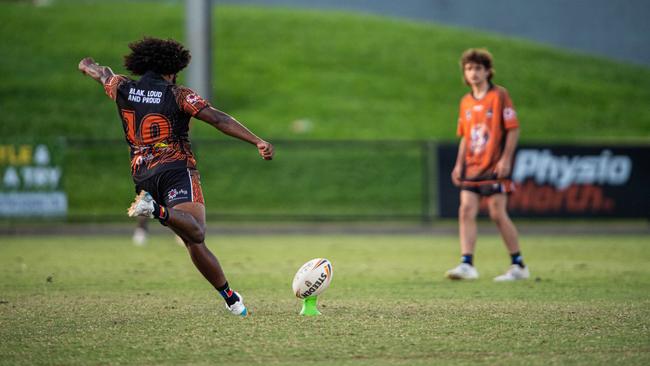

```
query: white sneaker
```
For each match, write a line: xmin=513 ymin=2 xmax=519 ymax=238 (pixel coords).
xmin=494 ymin=265 xmax=530 ymax=282
xmin=225 ymin=291 xmax=248 ymax=317
xmin=132 ymin=227 xmax=148 ymax=246
xmin=445 ymin=263 xmax=479 ymax=280
xmin=127 ymin=191 xmax=154 ymax=218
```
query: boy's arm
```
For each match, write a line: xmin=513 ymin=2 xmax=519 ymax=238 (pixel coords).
xmin=195 ymin=107 xmax=274 ymax=160
xmin=451 ymin=137 xmax=466 ymax=186
xmin=495 ymin=128 xmax=519 ymax=178
xmin=78 ymin=57 xmax=115 ymax=84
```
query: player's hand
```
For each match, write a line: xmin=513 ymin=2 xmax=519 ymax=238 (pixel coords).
xmin=494 ymin=158 xmax=512 ymax=179
xmin=257 ymin=141 xmax=274 ymax=160
xmin=451 ymin=165 xmax=462 ymax=186
xmin=78 ymin=57 xmax=97 ymax=76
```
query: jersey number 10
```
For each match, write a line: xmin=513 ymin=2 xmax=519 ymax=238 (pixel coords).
xmin=120 ymin=109 xmax=171 ymax=145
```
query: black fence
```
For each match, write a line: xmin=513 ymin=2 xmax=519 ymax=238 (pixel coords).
xmin=3 ymin=139 xmax=648 ymax=222
xmin=62 ymin=138 xmax=438 ymax=222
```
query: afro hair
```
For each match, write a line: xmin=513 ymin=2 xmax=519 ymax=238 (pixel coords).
xmin=124 ymin=37 xmax=191 ymax=76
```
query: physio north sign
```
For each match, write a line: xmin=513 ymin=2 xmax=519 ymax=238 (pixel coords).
xmin=437 ymin=144 xmax=650 ymax=218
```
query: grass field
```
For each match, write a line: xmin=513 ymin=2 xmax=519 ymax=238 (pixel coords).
xmin=1 ymin=233 xmax=648 ymax=365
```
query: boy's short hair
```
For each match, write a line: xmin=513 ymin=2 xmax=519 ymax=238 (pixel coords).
xmin=460 ymin=48 xmax=494 ymax=84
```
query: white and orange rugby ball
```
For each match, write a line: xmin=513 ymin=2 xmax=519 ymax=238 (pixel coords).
xmin=292 ymin=258 xmax=333 ymax=299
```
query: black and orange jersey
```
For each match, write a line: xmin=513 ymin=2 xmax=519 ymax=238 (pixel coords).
xmin=456 ymin=84 xmax=519 ymax=181
xmin=103 ymin=71 xmax=210 ymax=183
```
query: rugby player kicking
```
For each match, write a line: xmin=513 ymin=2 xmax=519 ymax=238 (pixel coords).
xmin=445 ymin=48 xmax=530 ymax=281
xmin=79 ymin=37 xmax=274 ymax=315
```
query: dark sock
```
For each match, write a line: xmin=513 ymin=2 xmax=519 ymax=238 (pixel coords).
xmin=216 ymin=281 xmax=240 ymax=306
xmin=461 ymin=254 xmax=473 ymax=266
xmin=151 ymin=202 xmax=169 ymax=223
xmin=511 ymin=252 xmax=525 ymax=268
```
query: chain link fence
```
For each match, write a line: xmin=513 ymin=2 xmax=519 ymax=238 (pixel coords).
xmin=63 ymin=139 xmax=439 ymax=222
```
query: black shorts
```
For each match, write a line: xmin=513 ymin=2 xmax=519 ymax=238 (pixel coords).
xmin=461 ymin=181 xmax=514 ymax=197
xmin=135 ymin=168 xmax=204 ymax=208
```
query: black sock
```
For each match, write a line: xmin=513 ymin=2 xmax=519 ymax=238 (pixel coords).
xmin=151 ymin=202 xmax=169 ymax=223
xmin=461 ymin=254 xmax=473 ymax=266
xmin=511 ymin=252 xmax=525 ymax=268
xmin=216 ymin=281 xmax=239 ymax=306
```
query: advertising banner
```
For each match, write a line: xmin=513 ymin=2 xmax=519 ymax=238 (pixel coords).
xmin=0 ymin=141 xmax=67 ymax=217
xmin=437 ymin=144 xmax=650 ymax=218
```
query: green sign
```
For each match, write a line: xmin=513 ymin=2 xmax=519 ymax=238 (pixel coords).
xmin=0 ymin=141 xmax=67 ymax=217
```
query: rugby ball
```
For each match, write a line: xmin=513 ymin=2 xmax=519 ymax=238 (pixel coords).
xmin=292 ymin=258 xmax=333 ymax=299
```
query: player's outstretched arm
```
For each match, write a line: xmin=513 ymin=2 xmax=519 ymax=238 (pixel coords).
xmin=195 ymin=107 xmax=274 ymax=160
xmin=78 ymin=57 xmax=115 ymax=84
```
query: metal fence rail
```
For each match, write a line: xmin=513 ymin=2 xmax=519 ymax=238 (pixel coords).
xmin=61 ymin=138 xmax=439 ymax=222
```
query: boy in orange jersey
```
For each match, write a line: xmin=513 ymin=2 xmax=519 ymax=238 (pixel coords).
xmin=445 ymin=48 xmax=530 ymax=281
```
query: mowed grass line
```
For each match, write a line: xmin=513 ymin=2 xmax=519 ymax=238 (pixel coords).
xmin=0 ymin=234 xmax=649 ymax=365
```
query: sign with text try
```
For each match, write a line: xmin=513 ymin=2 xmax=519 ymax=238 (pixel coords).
xmin=0 ymin=141 xmax=67 ymax=217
